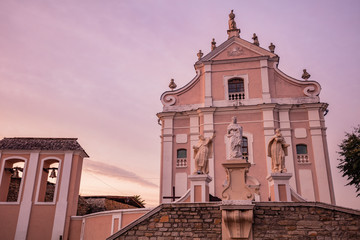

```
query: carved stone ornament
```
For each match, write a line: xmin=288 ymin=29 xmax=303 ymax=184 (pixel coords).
xmin=227 ymin=46 xmax=244 ymax=56
xmin=269 ymin=42 xmax=275 ymax=53
xmin=227 ymin=116 xmax=243 ymax=159
xmin=252 ymin=33 xmax=259 ymax=46
xmin=267 ymin=129 xmax=290 ymax=173
xmin=211 ymin=38 xmax=216 ymax=51
xmin=168 ymin=78 xmax=177 ymax=91
xmin=222 ymin=159 xmax=254 ymax=201
xmin=193 ymin=135 xmax=214 ymax=174
xmin=302 ymin=69 xmax=311 ymax=80
xmin=197 ymin=50 xmax=203 ymax=60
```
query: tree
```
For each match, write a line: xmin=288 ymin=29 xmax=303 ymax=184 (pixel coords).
xmin=133 ymin=195 xmax=146 ymax=207
xmin=337 ymin=126 xmax=360 ymax=197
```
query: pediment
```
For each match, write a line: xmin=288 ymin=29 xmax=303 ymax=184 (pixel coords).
xmin=213 ymin=42 xmax=260 ymax=60
xmin=199 ymin=37 xmax=276 ymax=62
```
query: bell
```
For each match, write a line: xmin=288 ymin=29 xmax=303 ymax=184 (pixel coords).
xmin=12 ymin=168 xmax=20 ymax=178
xmin=50 ymin=168 xmax=57 ymax=178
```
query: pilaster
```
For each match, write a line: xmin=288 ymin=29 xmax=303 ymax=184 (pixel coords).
xmin=15 ymin=151 xmax=39 ymax=240
xmin=278 ymin=108 xmax=297 ymax=191
xmin=160 ymin=112 xmax=175 ymax=203
xmin=204 ymin=64 xmax=213 ymax=107
xmin=197 ymin=108 xmax=216 ymax=195
xmin=260 ymin=59 xmax=271 ymax=103
xmin=308 ymin=109 xmax=331 ymax=204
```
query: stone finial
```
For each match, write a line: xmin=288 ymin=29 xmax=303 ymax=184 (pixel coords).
xmin=211 ymin=38 xmax=216 ymax=51
xmin=252 ymin=33 xmax=259 ymax=46
xmin=302 ymin=69 xmax=311 ymax=80
xmin=169 ymin=78 xmax=177 ymax=90
xmin=197 ymin=50 xmax=203 ymax=60
xmin=227 ymin=10 xmax=240 ymax=38
xmin=269 ymin=42 xmax=275 ymax=53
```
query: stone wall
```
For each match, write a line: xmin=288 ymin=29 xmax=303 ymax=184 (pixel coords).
xmin=110 ymin=203 xmax=222 ymax=240
xmin=108 ymin=202 xmax=360 ymax=240
xmin=253 ymin=202 xmax=360 ymax=240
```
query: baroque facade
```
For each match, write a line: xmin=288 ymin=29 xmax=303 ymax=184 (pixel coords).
xmin=157 ymin=10 xmax=335 ymax=205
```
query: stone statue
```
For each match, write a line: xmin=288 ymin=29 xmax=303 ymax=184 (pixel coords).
xmin=302 ymin=69 xmax=311 ymax=80
xmin=228 ymin=10 xmax=237 ymax=30
xmin=193 ymin=134 xmax=214 ymax=174
xmin=227 ymin=117 xmax=243 ymax=159
xmin=252 ymin=33 xmax=259 ymax=46
xmin=267 ymin=129 xmax=290 ymax=173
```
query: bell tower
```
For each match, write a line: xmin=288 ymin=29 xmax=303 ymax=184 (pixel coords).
xmin=0 ymin=138 xmax=88 ymax=240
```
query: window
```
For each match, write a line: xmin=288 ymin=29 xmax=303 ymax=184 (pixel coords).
xmin=242 ymin=137 xmax=248 ymax=156
xmin=0 ymin=159 xmax=25 ymax=202
xmin=38 ymin=159 xmax=59 ymax=202
xmin=176 ymin=149 xmax=187 ymax=168
xmin=296 ymin=144 xmax=309 ymax=164
xmin=228 ymin=78 xmax=245 ymax=100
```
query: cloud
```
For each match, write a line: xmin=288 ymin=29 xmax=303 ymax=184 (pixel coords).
xmin=83 ymin=159 xmax=158 ymax=189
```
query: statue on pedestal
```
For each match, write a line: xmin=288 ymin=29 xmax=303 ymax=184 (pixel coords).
xmin=193 ymin=134 xmax=214 ymax=174
xmin=228 ymin=10 xmax=237 ymax=30
xmin=227 ymin=117 xmax=243 ymax=159
xmin=267 ymin=129 xmax=290 ymax=173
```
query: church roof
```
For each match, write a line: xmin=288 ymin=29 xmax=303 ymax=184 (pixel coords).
xmin=0 ymin=137 xmax=89 ymax=157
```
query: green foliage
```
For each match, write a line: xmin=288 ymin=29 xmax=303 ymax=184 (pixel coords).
xmin=133 ymin=195 xmax=146 ymax=206
xmin=337 ymin=126 xmax=360 ymax=197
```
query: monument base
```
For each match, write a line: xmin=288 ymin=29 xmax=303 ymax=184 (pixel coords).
xmin=267 ymin=172 xmax=293 ymax=202
xmin=188 ymin=174 xmax=212 ymax=203
xmin=222 ymin=159 xmax=253 ymax=201
xmin=221 ymin=200 xmax=254 ymax=240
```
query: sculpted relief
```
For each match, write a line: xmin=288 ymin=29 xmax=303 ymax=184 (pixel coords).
xmin=267 ymin=129 xmax=290 ymax=173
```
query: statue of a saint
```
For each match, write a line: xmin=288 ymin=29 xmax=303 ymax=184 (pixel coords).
xmin=267 ymin=129 xmax=290 ymax=173
xmin=227 ymin=116 xmax=243 ymax=159
xmin=228 ymin=10 xmax=237 ymax=30
xmin=193 ymin=134 xmax=214 ymax=174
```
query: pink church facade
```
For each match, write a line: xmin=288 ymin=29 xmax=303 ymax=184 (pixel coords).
xmin=158 ymin=14 xmax=335 ymax=205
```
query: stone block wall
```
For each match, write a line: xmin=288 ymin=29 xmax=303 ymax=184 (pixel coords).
xmin=111 ymin=203 xmax=222 ymax=240
xmin=253 ymin=202 xmax=360 ymax=240
xmin=108 ymin=202 xmax=360 ymax=240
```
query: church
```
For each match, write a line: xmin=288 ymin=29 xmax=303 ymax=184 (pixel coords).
xmin=158 ymin=9 xmax=335 ymax=205
xmin=0 ymin=10 xmax=359 ymax=240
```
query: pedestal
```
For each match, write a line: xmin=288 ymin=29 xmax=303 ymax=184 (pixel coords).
xmin=188 ymin=174 xmax=212 ymax=203
xmin=222 ymin=159 xmax=253 ymax=201
xmin=267 ymin=172 xmax=293 ymax=202
xmin=221 ymin=200 xmax=254 ymax=240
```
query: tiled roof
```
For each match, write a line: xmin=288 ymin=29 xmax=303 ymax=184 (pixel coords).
xmin=0 ymin=137 xmax=89 ymax=157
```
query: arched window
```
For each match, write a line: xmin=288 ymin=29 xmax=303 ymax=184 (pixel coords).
xmin=37 ymin=159 xmax=60 ymax=202
xmin=0 ymin=159 xmax=25 ymax=202
xmin=296 ymin=144 xmax=309 ymax=164
xmin=228 ymin=78 xmax=245 ymax=100
xmin=176 ymin=149 xmax=187 ymax=168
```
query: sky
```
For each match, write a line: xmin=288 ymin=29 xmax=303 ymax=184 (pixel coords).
xmin=0 ymin=0 xmax=359 ymax=209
